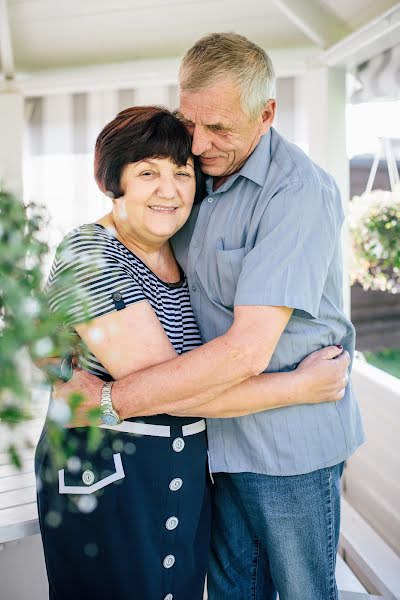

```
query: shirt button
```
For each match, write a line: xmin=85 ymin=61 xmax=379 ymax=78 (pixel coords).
xmin=193 ymin=241 xmax=199 ymax=247
xmin=207 ymin=197 xmax=214 ymax=203
xmin=169 ymin=478 xmax=183 ymax=491
xmin=164 ymin=595 xmax=173 ymax=600
xmin=163 ymin=554 xmax=175 ymax=569
xmin=165 ymin=516 xmax=179 ymax=530
xmin=191 ymin=285 xmax=197 ymax=292
xmin=112 ymin=291 xmax=122 ymax=301
xmin=82 ymin=470 xmax=95 ymax=485
xmin=172 ymin=438 xmax=185 ymax=452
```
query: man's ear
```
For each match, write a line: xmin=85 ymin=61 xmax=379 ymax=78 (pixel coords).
xmin=260 ymin=99 xmax=276 ymax=134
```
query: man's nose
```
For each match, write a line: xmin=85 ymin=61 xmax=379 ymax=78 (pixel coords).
xmin=191 ymin=126 xmax=212 ymax=156
xmin=157 ymin=175 xmax=176 ymax=199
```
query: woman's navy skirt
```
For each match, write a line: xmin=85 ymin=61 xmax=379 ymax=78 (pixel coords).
xmin=35 ymin=414 xmax=211 ymax=600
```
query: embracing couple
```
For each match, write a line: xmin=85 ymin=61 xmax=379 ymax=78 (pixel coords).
xmin=35 ymin=32 xmax=364 ymax=600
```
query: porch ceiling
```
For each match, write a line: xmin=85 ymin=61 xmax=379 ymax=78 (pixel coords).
xmin=4 ymin=0 xmax=400 ymax=72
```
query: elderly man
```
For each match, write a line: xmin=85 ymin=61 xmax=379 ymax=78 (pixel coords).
xmin=56 ymin=33 xmax=363 ymax=600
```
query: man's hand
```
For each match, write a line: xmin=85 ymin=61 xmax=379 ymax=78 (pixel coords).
xmin=53 ymin=369 xmax=103 ymax=427
xmin=295 ymin=345 xmax=350 ymax=404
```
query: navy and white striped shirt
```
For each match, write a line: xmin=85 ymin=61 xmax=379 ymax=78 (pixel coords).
xmin=46 ymin=223 xmax=202 ymax=380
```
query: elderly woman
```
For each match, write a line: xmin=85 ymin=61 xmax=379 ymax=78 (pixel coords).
xmin=35 ymin=106 xmax=348 ymax=600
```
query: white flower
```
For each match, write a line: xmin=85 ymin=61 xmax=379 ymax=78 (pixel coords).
xmin=66 ymin=456 xmax=81 ymax=473
xmin=33 ymin=338 xmax=54 ymax=357
xmin=21 ymin=297 xmax=41 ymax=317
xmin=77 ymin=495 xmax=98 ymax=514
xmin=48 ymin=398 xmax=71 ymax=425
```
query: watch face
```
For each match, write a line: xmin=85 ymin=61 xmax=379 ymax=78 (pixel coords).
xmin=101 ymin=412 xmax=120 ymax=426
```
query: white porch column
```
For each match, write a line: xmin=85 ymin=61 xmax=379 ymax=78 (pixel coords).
xmin=294 ymin=66 xmax=350 ymax=315
xmin=0 ymin=88 xmax=24 ymax=197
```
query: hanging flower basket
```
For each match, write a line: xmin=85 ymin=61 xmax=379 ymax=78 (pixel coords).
xmin=348 ymin=185 xmax=400 ymax=293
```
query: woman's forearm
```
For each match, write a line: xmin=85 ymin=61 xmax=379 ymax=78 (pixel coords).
xmin=167 ymin=370 xmax=303 ymax=417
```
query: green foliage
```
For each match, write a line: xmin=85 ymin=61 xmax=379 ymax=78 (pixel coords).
xmin=364 ymin=348 xmax=400 ymax=380
xmin=349 ymin=187 xmax=400 ymax=293
xmin=0 ymin=187 xmax=91 ymax=465
xmin=0 ymin=188 xmax=70 ymax=398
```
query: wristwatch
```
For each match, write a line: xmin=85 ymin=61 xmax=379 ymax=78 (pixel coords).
xmin=100 ymin=381 xmax=122 ymax=426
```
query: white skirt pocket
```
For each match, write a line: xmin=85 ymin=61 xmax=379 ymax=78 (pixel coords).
xmin=58 ymin=453 xmax=125 ymax=495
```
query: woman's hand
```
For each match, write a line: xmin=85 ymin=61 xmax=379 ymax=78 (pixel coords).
xmin=294 ymin=345 xmax=350 ymax=404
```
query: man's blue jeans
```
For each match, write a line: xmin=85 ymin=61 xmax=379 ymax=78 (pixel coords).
xmin=208 ymin=462 xmax=344 ymax=600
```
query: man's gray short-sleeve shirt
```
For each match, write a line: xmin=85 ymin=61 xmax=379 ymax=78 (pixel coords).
xmin=172 ymin=128 xmax=364 ymax=476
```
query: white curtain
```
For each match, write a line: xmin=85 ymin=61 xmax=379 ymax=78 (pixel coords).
xmin=23 ymin=85 xmax=179 ymax=271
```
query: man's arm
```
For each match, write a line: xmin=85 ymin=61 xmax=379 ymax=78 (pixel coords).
xmin=56 ymin=304 xmax=293 ymax=424
xmin=168 ymin=345 xmax=349 ymax=418
xmin=113 ymin=304 xmax=292 ymax=418
xmin=56 ymin=177 xmax=344 ymax=423
xmin=106 ymin=174 xmax=342 ymax=420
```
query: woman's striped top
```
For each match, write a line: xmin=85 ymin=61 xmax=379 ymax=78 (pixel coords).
xmin=46 ymin=223 xmax=202 ymax=380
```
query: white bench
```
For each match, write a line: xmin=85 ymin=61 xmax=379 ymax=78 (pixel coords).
xmin=0 ymin=401 xmax=45 ymax=547
xmin=0 ymin=430 xmax=41 ymax=546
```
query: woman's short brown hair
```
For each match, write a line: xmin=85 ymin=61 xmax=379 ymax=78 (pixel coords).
xmin=94 ymin=105 xmax=205 ymax=202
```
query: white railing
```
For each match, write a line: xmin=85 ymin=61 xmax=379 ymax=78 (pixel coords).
xmin=341 ymin=358 xmax=400 ymax=599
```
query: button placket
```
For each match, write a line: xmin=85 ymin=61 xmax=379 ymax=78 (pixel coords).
xmin=186 ymin=193 xmax=216 ymax=296
xmin=162 ymin=426 xmax=184 ymax=597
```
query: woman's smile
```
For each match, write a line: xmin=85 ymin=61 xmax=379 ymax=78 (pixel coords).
xmin=148 ymin=204 xmax=179 ymax=213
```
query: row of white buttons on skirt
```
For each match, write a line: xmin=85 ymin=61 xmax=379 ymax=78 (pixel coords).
xmin=162 ymin=437 xmax=186 ymax=599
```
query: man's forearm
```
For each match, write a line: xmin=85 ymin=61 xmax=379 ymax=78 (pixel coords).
xmin=113 ymin=332 xmax=260 ymax=419
xmin=167 ymin=370 xmax=301 ymax=418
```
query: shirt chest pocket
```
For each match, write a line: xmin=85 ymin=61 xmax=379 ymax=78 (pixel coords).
xmin=58 ymin=452 xmax=125 ymax=495
xmin=214 ymin=247 xmax=246 ymax=308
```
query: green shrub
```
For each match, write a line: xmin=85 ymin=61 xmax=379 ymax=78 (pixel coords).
xmin=0 ymin=188 xmax=76 ymax=466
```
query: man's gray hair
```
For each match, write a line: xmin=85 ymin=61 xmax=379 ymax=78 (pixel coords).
xmin=179 ymin=32 xmax=276 ymax=121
